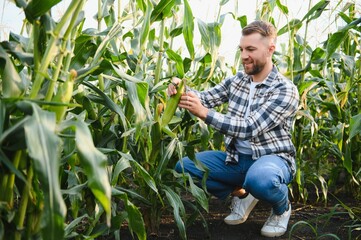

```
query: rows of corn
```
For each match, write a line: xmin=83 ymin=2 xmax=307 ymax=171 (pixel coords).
xmin=0 ymin=0 xmax=360 ymax=239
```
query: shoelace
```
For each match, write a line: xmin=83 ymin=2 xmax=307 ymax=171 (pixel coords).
xmin=230 ymin=198 xmax=243 ymax=215
xmin=265 ymin=213 xmax=286 ymax=229
xmin=230 ymin=198 xmax=237 ymax=213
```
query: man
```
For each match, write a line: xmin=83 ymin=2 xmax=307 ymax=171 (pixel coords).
xmin=168 ymin=20 xmax=299 ymax=237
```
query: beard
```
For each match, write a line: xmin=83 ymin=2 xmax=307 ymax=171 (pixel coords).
xmin=243 ymin=60 xmax=266 ymax=75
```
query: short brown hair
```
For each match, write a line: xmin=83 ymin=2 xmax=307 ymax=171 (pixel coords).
xmin=242 ymin=20 xmax=277 ymax=43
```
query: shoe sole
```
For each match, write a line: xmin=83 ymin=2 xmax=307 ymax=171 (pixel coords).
xmin=261 ymin=230 xmax=286 ymax=237
xmin=224 ymin=199 xmax=259 ymax=225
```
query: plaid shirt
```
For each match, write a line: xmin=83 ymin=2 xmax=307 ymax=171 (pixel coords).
xmin=195 ymin=66 xmax=299 ymax=176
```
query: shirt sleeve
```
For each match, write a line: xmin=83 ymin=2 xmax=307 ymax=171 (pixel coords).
xmin=193 ymin=75 xmax=239 ymax=108
xmin=204 ymin=80 xmax=299 ymax=140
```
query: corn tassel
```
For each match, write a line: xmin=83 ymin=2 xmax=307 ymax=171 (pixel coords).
xmin=49 ymin=69 xmax=77 ymax=122
xmin=160 ymin=80 xmax=184 ymax=128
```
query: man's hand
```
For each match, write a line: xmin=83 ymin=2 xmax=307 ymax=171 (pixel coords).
xmin=167 ymin=77 xmax=208 ymax=120
xmin=179 ymin=92 xmax=208 ymax=120
xmin=167 ymin=77 xmax=181 ymax=96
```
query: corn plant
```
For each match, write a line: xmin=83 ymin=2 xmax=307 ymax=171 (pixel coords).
xmin=1 ymin=0 xmax=223 ymax=238
xmin=1 ymin=0 xmax=361 ymax=239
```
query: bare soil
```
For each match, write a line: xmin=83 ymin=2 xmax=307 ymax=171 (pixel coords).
xmin=120 ymin=193 xmax=360 ymax=240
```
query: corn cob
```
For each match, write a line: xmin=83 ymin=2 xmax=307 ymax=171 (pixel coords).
xmin=49 ymin=69 xmax=77 ymax=122
xmin=160 ymin=79 xmax=184 ymax=128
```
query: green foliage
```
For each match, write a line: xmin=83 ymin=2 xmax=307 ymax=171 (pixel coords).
xmin=0 ymin=0 xmax=360 ymax=239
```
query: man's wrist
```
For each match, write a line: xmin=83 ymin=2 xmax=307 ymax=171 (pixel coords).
xmin=199 ymin=107 xmax=209 ymax=121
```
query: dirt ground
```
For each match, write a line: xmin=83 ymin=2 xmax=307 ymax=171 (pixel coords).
xmin=120 ymin=193 xmax=360 ymax=240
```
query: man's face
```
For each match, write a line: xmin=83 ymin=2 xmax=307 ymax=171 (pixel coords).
xmin=239 ymin=33 xmax=273 ymax=76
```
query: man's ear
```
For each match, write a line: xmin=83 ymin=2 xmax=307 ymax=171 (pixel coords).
xmin=268 ymin=44 xmax=276 ymax=55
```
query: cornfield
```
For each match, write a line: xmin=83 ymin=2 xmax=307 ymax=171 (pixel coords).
xmin=0 ymin=0 xmax=360 ymax=239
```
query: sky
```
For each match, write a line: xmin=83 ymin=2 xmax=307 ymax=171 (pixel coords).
xmin=0 ymin=0 xmax=346 ymax=63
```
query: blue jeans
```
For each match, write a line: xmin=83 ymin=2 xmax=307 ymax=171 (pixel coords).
xmin=175 ymin=151 xmax=292 ymax=215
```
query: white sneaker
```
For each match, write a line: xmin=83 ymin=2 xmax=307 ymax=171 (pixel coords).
xmin=261 ymin=203 xmax=291 ymax=237
xmin=224 ymin=194 xmax=258 ymax=225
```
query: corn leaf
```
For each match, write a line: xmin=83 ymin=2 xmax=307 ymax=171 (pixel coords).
xmin=25 ymin=0 xmax=62 ymax=22
xmin=166 ymin=49 xmax=184 ymax=78
xmin=276 ymin=0 xmax=289 ymax=14
xmin=82 ymin=81 xmax=128 ymax=130
xmin=64 ymin=214 xmax=88 ymax=238
xmin=125 ymin=81 xmax=148 ymax=123
xmin=155 ymin=138 xmax=178 ymax=178
xmin=183 ymin=0 xmax=194 ymax=59
xmin=130 ymin=158 xmax=159 ymax=195
xmin=22 ymin=101 xmax=66 ymax=240
xmin=113 ymin=190 xmax=146 ymax=240
xmin=301 ymin=0 xmax=329 ymax=23
xmin=139 ymin=0 xmax=153 ymax=50
xmin=111 ymin=157 xmax=131 ymax=185
xmin=187 ymin=174 xmax=209 ymax=212
xmin=326 ymin=31 xmax=348 ymax=59
xmin=349 ymin=113 xmax=361 ymax=140
xmin=0 ymin=46 xmax=25 ymax=98
xmin=136 ymin=0 xmax=146 ymax=12
xmin=163 ymin=186 xmax=186 ymax=240
xmin=71 ymin=119 xmax=111 ymax=225
xmin=150 ymin=0 xmax=175 ymax=23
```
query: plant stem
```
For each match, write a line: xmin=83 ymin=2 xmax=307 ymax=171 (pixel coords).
xmin=45 ymin=1 xmax=84 ymax=102
xmin=29 ymin=0 xmax=83 ymax=99
xmin=118 ymin=0 xmax=122 ymax=23
xmin=5 ymin=150 xmax=22 ymax=208
xmin=98 ymin=0 xmax=102 ymax=31
xmin=15 ymin=164 xmax=33 ymax=240
xmin=154 ymin=19 xmax=165 ymax=109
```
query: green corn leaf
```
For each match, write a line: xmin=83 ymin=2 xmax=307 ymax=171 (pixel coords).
xmin=64 ymin=214 xmax=88 ymax=238
xmin=24 ymin=0 xmax=62 ymax=22
xmin=139 ymin=0 xmax=153 ymax=50
xmin=22 ymin=101 xmax=66 ymax=240
xmin=220 ymin=0 xmax=230 ymax=6
xmin=155 ymin=138 xmax=178 ymax=178
xmin=112 ymin=187 xmax=151 ymax=206
xmin=276 ymin=0 xmax=289 ymax=14
xmin=183 ymin=0 xmax=194 ymax=59
xmin=278 ymin=19 xmax=302 ymax=36
xmin=72 ymin=119 xmax=112 ymax=226
xmin=114 ymin=191 xmax=146 ymax=240
xmin=197 ymin=19 xmax=211 ymax=50
xmin=339 ymin=16 xmax=361 ymax=32
xmin=150 ymin=0 xmax=175 ymax=23
xmin=0 ymin=149 xmax=27 ymax=183
xmin=82 ymin=81 xmax=128 ymax=130
xmin=237 ymin=15 xmax=248 ymax=28
xmin=187 ymin=174 xmax=209 ymax=212
xmin=129 ymin=158 xmax=159 ymax=195
xmin=124 ymin=196 xmax=146 ymax=240
xmin=0 ymin=46 xmax=25 ymax=98
xmin=125 ymin=81 xmax=148 ymax=123
xmin=349 ymin=113 xmax=361 ymax=140
xmin=163 ymin=186 xmax=186 ymax=240
xmin=197 ymin=20 xmax=221 ymax=80
xmin=166 ymin=49 xmax=184 ymax=78
xmin=326 ymin=31 xmax=347 ymax=59
xmin=301 ymin=0 xmax=329 ymax=23
xmin=136 ymin=0 xmax=146 ymax=12
xmin=344 ymin=143 xmax=353 ymax=177
xmin=111 ymin=157 xmax=131 ymax=185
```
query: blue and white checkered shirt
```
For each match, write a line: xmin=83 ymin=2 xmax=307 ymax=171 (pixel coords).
xmin=195 ymin=66 xmax=299 ymax=176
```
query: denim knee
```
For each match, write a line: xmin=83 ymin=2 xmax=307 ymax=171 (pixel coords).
xmin=175 ymin=157 xmax=193 ymax=174
xmin=244 ymin=170 xmax=280 ymax=200
xmin=175 ymin=160 xmax=181 ymax=173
